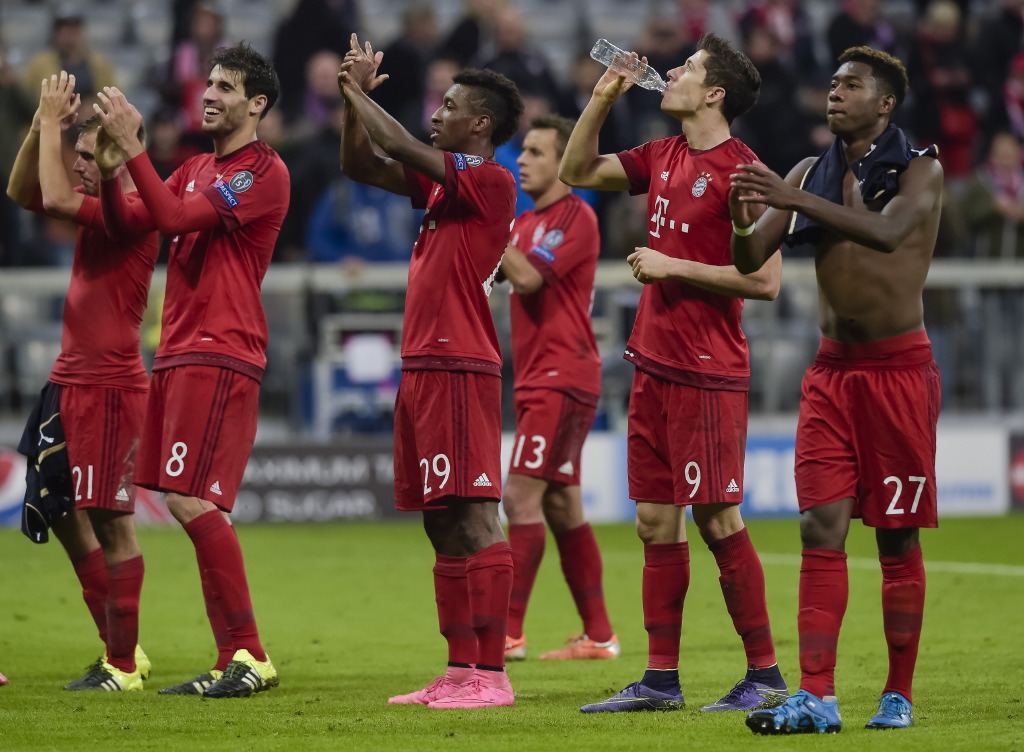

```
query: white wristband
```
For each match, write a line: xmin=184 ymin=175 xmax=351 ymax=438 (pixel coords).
xmin=732 ymin=222 xmax=755 ymax=236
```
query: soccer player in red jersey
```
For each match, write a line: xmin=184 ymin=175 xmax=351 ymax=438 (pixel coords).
xmin=732 ymin=47 xmax=942 ymax=735
xmin=561 ymin=33 xmax=789 ymax=713
xmin=93 ymin=43 xmax=288 ymax=699
xmin=8 ymin=72 xmax=157 ymax=691
xmin=498 ymin=114 xmax=618 ymax=663
xmin=337 ymin=34 xmax=523 ymax=709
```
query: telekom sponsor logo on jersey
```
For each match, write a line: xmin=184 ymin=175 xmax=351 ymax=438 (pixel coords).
xmin=649 ymin=195 xmax=690 ymax=239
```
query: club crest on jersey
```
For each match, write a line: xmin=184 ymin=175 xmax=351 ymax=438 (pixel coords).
xmin=691 ymin=172 xmax=712 ymax=197
xmin=453 ymin=153 xmax=484 ymax=170
xmin=541 ymin=228 xmax=564 ymax=250
xmin=229 ymin=170 xmax=254 ymax=193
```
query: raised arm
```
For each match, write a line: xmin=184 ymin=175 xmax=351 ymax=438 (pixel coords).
xmin=338 ymin=36 xmax=410 ymax=194
xmin=6 ymin=112 xmax=41 ymax=208
xmin=731 ymin=156 xmax=944 ymax=254
xmin=729 ymin=157 xmax=814 ymax=274
xmin=95 ymin=86 xmax=219 ymax=235
xmin=6 ymin=72 xmax=77 ymax=209
xmin=339 ymin=35 xmax=444 ymax=186
xmin=559 ymin=64 xmax=638 ymax=191
xmin=38 ymin=72 xmax=85 ymax=220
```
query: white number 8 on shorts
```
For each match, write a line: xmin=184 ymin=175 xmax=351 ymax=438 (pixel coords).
xmin=165 ymin=441 xmax=188 ymax=477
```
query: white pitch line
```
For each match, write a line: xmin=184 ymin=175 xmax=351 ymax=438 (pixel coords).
xmin=758 ymin=554 xmax=1024 ymax=578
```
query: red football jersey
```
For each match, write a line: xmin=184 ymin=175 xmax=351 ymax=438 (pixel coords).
xmin=48 ymin=190 xmax=158 ymax=390
xmin=507 ymin=194 xmax=600 ymax=399
xmin=617 ymin=135 xmax=758 ymax=390
xmin=157 ymin=141 xmax=289 ymax=373
xmin=401 ymin=152 xmax=516 ymax=374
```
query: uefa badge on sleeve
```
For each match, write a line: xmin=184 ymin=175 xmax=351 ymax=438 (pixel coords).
xmin=229 ymin=171 xmax=254 ymax=193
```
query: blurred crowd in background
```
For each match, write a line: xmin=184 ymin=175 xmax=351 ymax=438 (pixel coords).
xmin=3 ymin=0 xmax=1024 ymax=268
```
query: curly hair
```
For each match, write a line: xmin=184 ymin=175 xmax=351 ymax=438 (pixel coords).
xmin=697 ymin=33 xmax=761 ymax=124
xmin=452 ymin=68 xmax=524 ymax=147
xmin=837 ymin=46 xmax=910 ymax=108
xmin=210 ymin=42 xmax=280 ymax=118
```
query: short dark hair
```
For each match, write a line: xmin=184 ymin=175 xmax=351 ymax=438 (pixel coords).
xmin=837 ymin=46 xmax=909 ymax=109
xmin=210 ymin=42 xmax=280 ymax=118
xmin=80 ymin=113 xmax=147 ymax=149
xmin=452 ymin=68 xmax=524 ymax=147
xmin=697 ymin=33 xmax=760 ymax=124
xmin=529 ymin=113 xmax=576 ymax=159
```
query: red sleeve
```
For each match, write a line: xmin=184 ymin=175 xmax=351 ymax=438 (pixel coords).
xmin=199 ymin=152 xmax=289 ymax=232
xmin=403 ymin=163 xmax=433 ymax=210
xmin=100 ymin=178 xmax=158 ymax=240
xmin=125 ymin=152 xmax=220 ymax=234
xmin=617 ymin=141 xmax=654 ymax=197
xmin=447 ymin=154 xmax=512 ymax=215
xmin=524 ymin=199 xmax=599 ymax=287
xmin=75 ymin=194 xmax=104 ymax=228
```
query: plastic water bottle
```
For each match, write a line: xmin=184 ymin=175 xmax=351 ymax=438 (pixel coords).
xmin=590 ymin=38 xmax=667 ymax=93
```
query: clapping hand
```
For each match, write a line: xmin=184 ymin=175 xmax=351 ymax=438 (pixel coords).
xmin=94 ymin=127 xmax=126 ymax=178
xmin=93 ymin=86 xmax=144 ymax=159
xmin=338 ymin=33 xmax=388 ymax=95
xmin=38 ymin=71 xmax=80 ymax=130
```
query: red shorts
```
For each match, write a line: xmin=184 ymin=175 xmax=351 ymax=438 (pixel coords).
xmin=627 ymin=369 xmax=747 ymax=506
xmin=508 ymin=388 xmax=596 ymax=485
xmin=393 ymin=370 xmax=502 ymax=511
xmin=57 ymin=383 xmax=147 ymax=512
xmin=135 ymin=365 xmax=259 ymax=511
xmin=795 ymin=331 xmax=941 ymax=528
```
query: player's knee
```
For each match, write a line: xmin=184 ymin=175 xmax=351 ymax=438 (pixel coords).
xmin=165 ymin=493 xmax=206 ymax=525
xmin=540 ymin=488 xmax=584 ymax=532
xmin=692 ymin=502 xmax=743 ymax=545
xmin=91 ymin=515 xmax=139 ymax=559
xmin=799 ymin=511 xmax=845 ymax=550
xmin=502 ymin=493 xmax=544 ymax=525
xmin=502 ymin=475 xmax=547 ymax=525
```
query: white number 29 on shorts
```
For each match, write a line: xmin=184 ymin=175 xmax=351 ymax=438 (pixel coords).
xmin=420 ymin=453 xmax=451 ymax=495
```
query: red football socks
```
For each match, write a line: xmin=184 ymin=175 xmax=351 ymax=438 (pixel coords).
xmin=555 ymin=523 xmax=613 ymax=642
xmin=433 ymin=553 xmax=476 ymax=666
xmin=466 ymin=542 xmax=514 ymax=669
xmin=708 ymin=528 xmax=777 ymax=668
xmin=104 ymin=555 xmax=144 ymax=673
xmin=798 ymin=548 xmax=848 ymax=698
xmin=506 ymin=523 xmax=546 ymax=639
xmin=880 ymin=544 xmax=926 ymax=703
xmin=71 ymin=547 xmax=109 ymax=644
xmin=183 ymin=510 xmax=266 ymax=663
xmin=643 ymin=542 xmax=690 ymax=670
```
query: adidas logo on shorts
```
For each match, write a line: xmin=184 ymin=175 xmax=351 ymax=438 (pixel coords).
xmin=558 ymin=461 xmax=574 ymax=475
xmin=726 ymin=478 xmax=740 ymax=493
xmin=115 ymin=487 xmax=130 ymax=502
xmin=473 ymin=473 xmax=493 ymax=487
xmin=210 ymin=481 xmax=223 ymax=495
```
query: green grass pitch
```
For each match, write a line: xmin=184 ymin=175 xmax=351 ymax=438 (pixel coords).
xmin=0 ymin=516 xmax=1021 ymax=751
